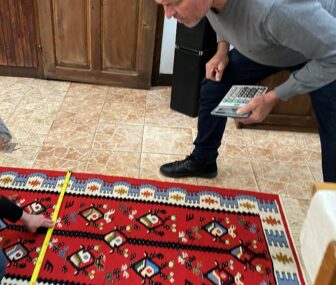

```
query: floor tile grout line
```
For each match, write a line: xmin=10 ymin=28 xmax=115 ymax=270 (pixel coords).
xmin=249 ymin=159 xmax=260 ymax=192
xmin=138 ymin=91 xmax=151 ymax=179
xmin=220 ymin=127 xmax=262 ymax=192
xmin=3 ymin=79 xmax=35 ymax=124
xmin=307 ymin=163 xmax=318 ymax=182
xmin=6 ymin=80 xmax=71 ymax=167
xmin=38 ymin=83 xmax=72 ymax=150
xmin=87 ymin=85 xmax=109 ymax=155
xmin=139 ymin=124 xmax=145 ymax=179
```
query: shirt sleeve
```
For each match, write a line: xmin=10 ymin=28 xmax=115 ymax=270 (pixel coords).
xmin=265 ymin=1 xmax=336 ymax=100
xmin=207 ymin=10 xmax=229 ymax=44
xmin=0 ymin=195 xmax=23 ymax=223
xmin=216 ymin=33 xmax=226 ymax=43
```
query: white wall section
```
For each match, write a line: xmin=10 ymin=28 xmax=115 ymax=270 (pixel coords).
xmin=159 ymin=18 xmax=177 ymax=75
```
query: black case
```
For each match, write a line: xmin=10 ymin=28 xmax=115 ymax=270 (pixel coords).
xmin=175 ymin=18 xmax=217 ymax=51
xmin=171 ymin=18 xmax=217 ymax=117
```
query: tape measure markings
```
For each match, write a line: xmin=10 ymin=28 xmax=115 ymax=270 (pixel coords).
xmin=29 ymin=171 xmax=72 ymax=285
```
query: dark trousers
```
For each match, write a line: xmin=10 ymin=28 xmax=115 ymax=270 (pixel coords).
xmin=192 ymin=49 xmax=336 ymax=182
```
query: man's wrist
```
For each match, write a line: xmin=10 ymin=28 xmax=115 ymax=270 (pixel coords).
xmin=217 ymin=41 xmax=230 ymax=55
xmin=20 ymin=211 xmax=29 ymax=224
xmin=266 ymin=90 xmax=280 ymax=105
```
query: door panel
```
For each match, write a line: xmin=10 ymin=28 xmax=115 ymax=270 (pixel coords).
xmin=102 ymin=0 xmax=138 ymax=70
xmin=0 ymin=0 xmax=38 ymax=67
xmin=37 ymin=0 xmax=157 ymax=88
xmin=53 ymin=0 xmax=89 ymax=68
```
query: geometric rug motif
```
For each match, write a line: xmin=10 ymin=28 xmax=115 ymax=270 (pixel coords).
xmin=0 ymin=167 xmax=306 ymax=284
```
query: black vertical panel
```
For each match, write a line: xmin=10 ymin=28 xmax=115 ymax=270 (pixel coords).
xmin=171 ymin=18 xmax=217 ymax=117
xmin=171 ymin=48 xmax=215 ymax=117
xmin=175 ymin=18 xmax=217 ymax=51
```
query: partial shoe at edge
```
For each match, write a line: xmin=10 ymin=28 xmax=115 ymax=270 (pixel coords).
xmin=160 ymin=155 xmax=217 ymax=178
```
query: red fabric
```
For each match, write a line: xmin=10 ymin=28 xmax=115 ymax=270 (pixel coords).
xmin=0 ymin=167 xmax=306 ymax=285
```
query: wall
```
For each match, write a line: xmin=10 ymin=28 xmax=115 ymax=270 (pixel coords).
xmin=159 ymin=18 xmax=177 ymax=75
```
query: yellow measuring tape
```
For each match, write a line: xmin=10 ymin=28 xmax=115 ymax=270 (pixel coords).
xmin=29 ymin=171 xmax=72 ymax=285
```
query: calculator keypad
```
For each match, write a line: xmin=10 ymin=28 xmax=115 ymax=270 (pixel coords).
xmin=220 ymin=85 xmax=268 ymax=107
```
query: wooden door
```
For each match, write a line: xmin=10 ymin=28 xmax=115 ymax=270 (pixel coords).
xmin=0 ymin=0 xmax=40 ymax=76
xmin=37 ymin=0 xmax=157 ymax=88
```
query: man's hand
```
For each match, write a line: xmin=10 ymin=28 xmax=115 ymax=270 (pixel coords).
xmin=20 ymin=211 xmax=54 ymax=233
xmin=206 ymin=52 xmax=229 ymax=82
xmin=236 ymin=90 xmax=280 ymax=124
xmin=206 ymin=41 xmax=230 ymax=82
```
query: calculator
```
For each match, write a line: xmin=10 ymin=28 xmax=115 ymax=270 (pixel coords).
xmin=211 ymin=85 xmax=268 ymax=118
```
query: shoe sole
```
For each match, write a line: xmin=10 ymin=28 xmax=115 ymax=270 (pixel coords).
xmin=160 ymin=170 xmax=218 ymax=179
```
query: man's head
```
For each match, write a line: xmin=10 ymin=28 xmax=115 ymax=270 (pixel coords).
xmin=155 ymin=0 xmax=213 ymax=28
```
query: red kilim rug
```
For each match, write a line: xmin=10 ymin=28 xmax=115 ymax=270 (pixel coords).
xmin=0 ymin=167 xmax=306 ymax=285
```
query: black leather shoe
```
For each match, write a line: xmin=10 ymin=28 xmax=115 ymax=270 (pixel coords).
xmin=160 ymin=155 xmax=217 ymax=178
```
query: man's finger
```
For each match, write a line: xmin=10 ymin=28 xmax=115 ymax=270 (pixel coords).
xmin=206 ymin=67 xmax=216 ymax=80
xmin=236 ymin=96 xmax=259 ymax=115
xmin=42 ymin=219 xmax=55 ymax=228
xmin=215 ymin=69 xmax=223 ymax=81
xmin=205 ymin=68 xmax=211 ymax=79
xmin=210 ymin=70 xmax=217 ymax=81
xmin=237 ymin=104 xmax=253 ymax=115
xmin=215 ymin=62 xmax=226 ymax=81
xmin=237 ymin=118 xmax=253 ymax=125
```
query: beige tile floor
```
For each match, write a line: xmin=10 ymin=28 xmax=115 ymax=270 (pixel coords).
xmin=0 ymin=76 xmax=320 ymax=283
